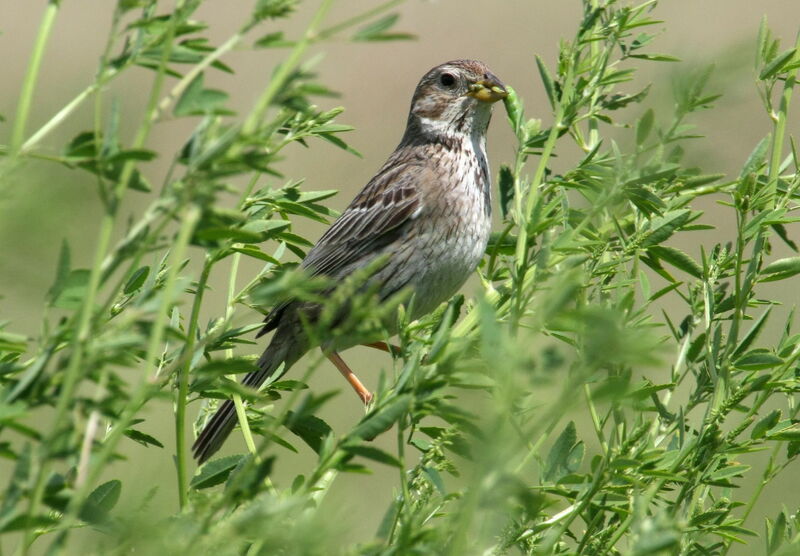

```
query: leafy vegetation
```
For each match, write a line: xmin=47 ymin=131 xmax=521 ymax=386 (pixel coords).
xmin=1 ymin=0 xmax=799 ymax=554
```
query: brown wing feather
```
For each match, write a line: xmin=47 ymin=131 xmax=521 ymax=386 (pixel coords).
xmin=256 ymin=155 xmax=431 ymax=337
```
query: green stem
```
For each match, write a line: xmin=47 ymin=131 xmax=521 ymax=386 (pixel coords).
xmin=155 ymin=21 xmax=256 ymax=122
xmin=10 ymin=0 xmax=60 ymax=154
xmin=240 ymin=0 xmax=334 ymax=138
xmin=226 ymin=251 xmax=258 ymax=457
xmin=175 ymin=255 xmax=213 ymax=509
xmin=317 ymin=0 xmax=404 ymax=39
xmin=22 ymin=7 xmax=183 ymax=548
xmin=511 ymin=59 xmax=575 ymax=327
xmin=20 ymin=83 xmax=98 ymax=154
xmin=51 ymin=205 xmax=200 ymax=541
xmin=766 ymin=31 xmax=800 ymax=200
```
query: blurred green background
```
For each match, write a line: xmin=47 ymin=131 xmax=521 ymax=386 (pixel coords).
xmin=1 ymin=1 xmax=799 ymax=551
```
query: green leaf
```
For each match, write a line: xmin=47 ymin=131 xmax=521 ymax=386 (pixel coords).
xmin=535 ymin=55 xmax=556 ymax=109
xmin=352 ymin=14 xmax=414 ymax=42
xmin=709 ymin=464 xmax=750 ymax=481
xmin=0 ymin=331 xmax=28 ymax=354
xmin=285 ymin=412 xmax=333 ymax=454
xmin=760 ymin=257 xmax=800 ymax=282
xmin=544 ymin=422 xmax=583 ymax=482
xmin=767 ymin=511 xmax=787 ymax=554
xmin=498 ymin=165 xmax=514 ymax=219
xmin=343 ymin=444 xmax=401 ymax=468
xmin=640 ymin=210 xmax=692 ymax=248
xmin=46 ymin=240 xmax=71 ymax=305
xmin=648 ymin=245 xmax=702 ymax=278
xmin=766 ymin=423 xmax=800 ymax=441
xmin=123 ymin=266 xmax=150 ymax=294
xmin=740 ymin=136 xmax=770 ymax=178
xmin=80 ymin=480 xmax=121 ymax=523
xmin=423 ymin=466 xmax=446 ymax=494
xmin=195 ymin=357 xmax=256 ymax=376
xmin=175 ymin=73 xmax=231 ymax=116
xmin=253 ymin=31 xmax=292 ymax=48
xmin=194 ymin=226 xmax=264 ymax=243
xmin=626 ymin=184 xmax=665 ymax=215
xmin=191 ymin=454 xmax=246 ymax=489
xmin=253 ymin=0 xmax=295 ymax=20
xmin=629 ymin=53 xmax=681 ymax=62
xmin=759 ymin=47 xmax=797 ymax=79
xmin=636 ymin=108 xmax=654 ymax=145
xmin=353 ymin=395 xmax=411 ymax=441
xmin=733 ymin=350 xmax=783 ymax=370
xmin=0 ymin=514 xmax=59 ymax=533
xmin=752 ymin=409 xmax=781 ymax=440
xmin=232 ymin=245 xmax=280 ymax=264
xmin=52 ymin=269 xmax=91 ymax=310
xmin=732 ymin=308 xmax=772 ymax=358
xmin=124 ymin=428 xmax=164 ymax=448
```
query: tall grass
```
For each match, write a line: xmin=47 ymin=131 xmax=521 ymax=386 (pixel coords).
xmin=1 ymin=1 xmax=799 ymax=554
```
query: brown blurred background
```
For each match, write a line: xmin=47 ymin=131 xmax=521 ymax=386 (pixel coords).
xmin=1 ymin=0 xmax=800 ymax=552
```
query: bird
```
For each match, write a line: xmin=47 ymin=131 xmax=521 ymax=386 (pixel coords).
xmin=192 ymin=60 xmax=507 ymax=463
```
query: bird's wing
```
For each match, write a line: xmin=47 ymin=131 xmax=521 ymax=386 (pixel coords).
xmin=257 ymin=155 xmax=432 ymax=337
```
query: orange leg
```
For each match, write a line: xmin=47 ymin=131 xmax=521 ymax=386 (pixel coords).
xmin=326 ymin=350 xmax=373 ymax=404
xmin=363 ymin=341 xmax=402 ymax=356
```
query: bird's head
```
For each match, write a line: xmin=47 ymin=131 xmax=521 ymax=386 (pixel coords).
xmin=405 ymin=59 xmax=507 ymax=142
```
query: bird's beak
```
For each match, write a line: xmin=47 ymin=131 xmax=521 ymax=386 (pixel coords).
xmin=467 ymin=76 xmax=508 ymax=103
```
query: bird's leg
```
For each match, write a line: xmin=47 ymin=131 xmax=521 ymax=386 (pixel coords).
xmin=325 ymin=350 xmax=373 ymax=404
xmin=363 ymin=341 xmax=402 ymax=356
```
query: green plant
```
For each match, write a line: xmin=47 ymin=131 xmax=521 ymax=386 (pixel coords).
xmin=1 ymin=1 xmax=799 ymax=554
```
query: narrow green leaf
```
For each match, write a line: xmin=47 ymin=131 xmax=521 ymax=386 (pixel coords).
xmin=343 ymin=444 xmax=402 ymax=468
xmin=640 ymin=210 xmax=691 ymax=247
xmin=124 ymin=428 xmax=164 ymax=448
xmin=636 ymin=108 xmax=654 ymax=145
xmin=759 ymin=47 xmax=797 ymax=79
xmin=760 ymin=256 xmax=800 ymax=282
xmin=752 ymin=409 xmax=781 ymax=440
xmin=535 ymin=55 xmax=556 ymax=108
xmin=733 ymin=350 xmax=783 ymax=370
xmin=732 ymin=308 xmax=772 ymax=358
xmin=648 ymin=246 xmax=702 ymax=278
xmin=629 ymin=53 xmax=681 ymax=62
xmin=740 ymin=136 xmax=770 ymax=178
xmin=767 ymin=424 xmax=800 ymax=441
xmin=191 ymin=454 xmax=246 ymax=489
xmin=352 ymin=14 xmax=414 ymax=42
xmin=709 ymin=464 xmax=750 ymax=481
xmin=353 ymin=395 xmax=411 ymax=441
xmin=46 ymin=240 xmax=71 ymax=305
xmin=195 ymin=357 xmax=256 ymax=376
xmin=123 ymin=266 xmax=150 ymax=294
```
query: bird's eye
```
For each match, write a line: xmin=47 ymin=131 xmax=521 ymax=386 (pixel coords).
xmin=439 ymin=72 xmax=456 ymax=88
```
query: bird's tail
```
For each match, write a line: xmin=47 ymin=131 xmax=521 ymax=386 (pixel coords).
xmin=192 ymin=332 xmax=300 ymax=464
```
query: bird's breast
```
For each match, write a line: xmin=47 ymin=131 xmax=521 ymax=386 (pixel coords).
xmin=401 ymin=140 xmax=492 ymax=319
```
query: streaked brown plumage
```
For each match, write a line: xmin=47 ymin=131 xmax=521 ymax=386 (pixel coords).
xmin=193 ymin=60 xmax=507 ymax=463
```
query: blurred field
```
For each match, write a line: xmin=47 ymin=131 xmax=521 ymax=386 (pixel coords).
xmin=2 ymin=1 xmax=800 ymax=552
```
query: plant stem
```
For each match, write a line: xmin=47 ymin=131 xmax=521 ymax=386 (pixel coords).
xmin=317 ymin=0 xmax=404 ymax=39
xmin=226 ymin=251 xmax=259 ymax=457
xmin=10 ymin=0 xmax=60 ymax=154
xmin=175 ymin=255 xmax=213 ymax=509
xmin=65 ymin=205 xmax=200 ymax=528
xmin=240 ymin=0 xmax=334 ymax=138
